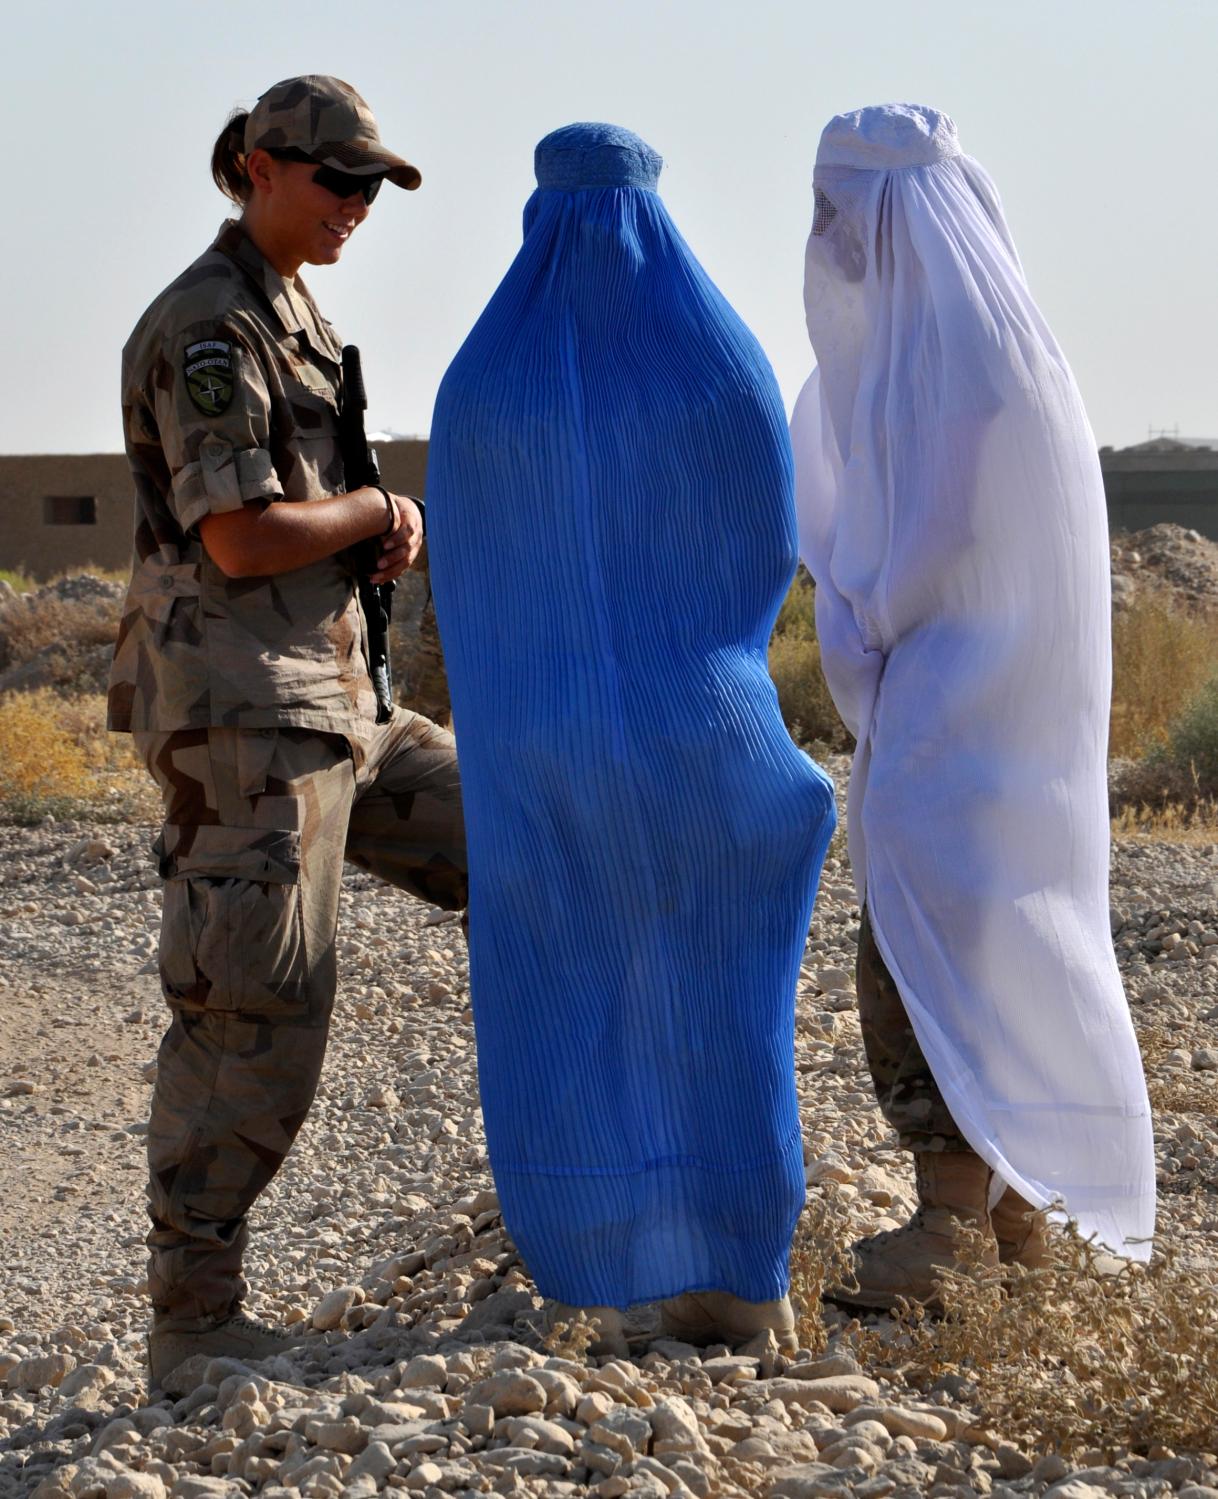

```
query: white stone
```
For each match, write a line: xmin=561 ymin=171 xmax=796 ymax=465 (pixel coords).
xmin=649 ymin=1396 xmax=710 ymax=1455
xmin=103 ymin=1475 xmax=166 ymax=1499
xmin=467 ymin=1370 xmax=546 ymax=1417
xmin=311 ymin=1286 xmax=361 ymax=1330
xmin=529 ymin=1367 xmax=581 ymax=1415
xmin=346 ymin=1439 xmax=395 ymax=1484
xmin=7 ymin=1351 xmax=75 ymax=1390
xmin=398 ymin=1353 xmax=447 ymax=1389
xmin=768 ymin=1374 xmax=880 ymax=1412
xmin=402 ymin=1462 xmax=443 ymax=1491
xmin=806 ymin=1153 xmax=854 ymax=1186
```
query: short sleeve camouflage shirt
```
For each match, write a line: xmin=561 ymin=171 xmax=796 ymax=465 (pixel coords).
xmin=108 ymin=220 xmax=377 ymax=735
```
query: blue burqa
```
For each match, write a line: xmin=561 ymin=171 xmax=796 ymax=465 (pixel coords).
xmin=427 ymin=124 xmax=836 ymax=1308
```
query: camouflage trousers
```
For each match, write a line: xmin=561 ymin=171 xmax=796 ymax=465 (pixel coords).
xmin=134 ymin=714 xmax=466 ymax=1322
xmin=856 ymin=907 xmax=969 ymax=1153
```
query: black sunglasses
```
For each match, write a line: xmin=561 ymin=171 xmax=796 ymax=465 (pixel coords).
xmin=267 ymin=148 xmax=386 ymax=205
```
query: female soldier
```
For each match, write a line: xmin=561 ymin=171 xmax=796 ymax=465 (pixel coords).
xmin=108 ymin=75 xmax=467 ymax=1386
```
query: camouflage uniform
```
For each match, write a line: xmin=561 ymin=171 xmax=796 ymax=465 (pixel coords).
xmin=856 ymin=908 xmax=968 ymax=1153
xmin=110 ymin=211 xmax=466 ymax=1323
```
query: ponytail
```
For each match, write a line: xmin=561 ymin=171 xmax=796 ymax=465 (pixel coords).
xmin=211 ymin=109 xmax=251 ymax=204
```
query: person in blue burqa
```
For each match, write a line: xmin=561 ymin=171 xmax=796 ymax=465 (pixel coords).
xmin=426 ymin=123 xmax=836 ymax=1355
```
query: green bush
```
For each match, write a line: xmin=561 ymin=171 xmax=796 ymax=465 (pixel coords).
xmin=1111 ymin=670 xmax=1218 ymax=821
xmin=1154 ymin=674 xmax=1218 ymax=797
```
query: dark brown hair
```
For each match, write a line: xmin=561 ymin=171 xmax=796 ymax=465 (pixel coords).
xmin=211 ymin=109 xmax=251 ymax=204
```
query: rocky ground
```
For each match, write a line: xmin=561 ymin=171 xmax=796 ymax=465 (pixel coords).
xmin=0 ymin=769 xmax=1216 ymax=1499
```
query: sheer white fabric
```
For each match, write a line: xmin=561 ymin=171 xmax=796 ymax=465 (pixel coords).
xmin=790 ymin=103 xmax=1155 ymax=1259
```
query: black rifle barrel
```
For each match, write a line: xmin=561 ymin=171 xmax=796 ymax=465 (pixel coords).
xmin=339 ymin=344 xmax=395 ymax=724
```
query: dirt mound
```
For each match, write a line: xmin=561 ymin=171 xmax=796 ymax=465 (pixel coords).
xmin=1111 ymin=524 xmax=1218 ymax=611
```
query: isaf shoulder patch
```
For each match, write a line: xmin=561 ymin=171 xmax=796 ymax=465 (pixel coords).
xmin=184 ymin=339 xmax=234 ymax=417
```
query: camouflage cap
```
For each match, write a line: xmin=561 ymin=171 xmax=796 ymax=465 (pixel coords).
xmin=245 ymin=75 xmax=421 ymax=190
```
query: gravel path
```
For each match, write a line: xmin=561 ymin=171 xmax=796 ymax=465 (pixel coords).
xmin=1 ymin=768 xmax=1216 ymax=1499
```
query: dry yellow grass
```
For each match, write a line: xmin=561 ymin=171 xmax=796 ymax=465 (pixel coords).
xmin=1110 ymin=599 xmax=1218 ymax=759
xmin=0 ymin=692 xmax=93 ymax=805
xmin=773 ymin=567 xmax=816 ymax=642
xmin=0 ymin=688 xmax=153 ymax=823
xmin=1111 ymin=799 xmax=1218 ymax=845
xmin=768 ymin=570 xmax=852 ymax=753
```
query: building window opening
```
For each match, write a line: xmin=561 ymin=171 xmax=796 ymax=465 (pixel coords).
xmin=43 ymin=496 xmax=97 ymax=525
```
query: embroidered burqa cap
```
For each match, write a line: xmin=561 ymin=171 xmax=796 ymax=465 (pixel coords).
xmin=426 ymin=122 xmax=835 ymax=1308
xmin=790 ymin=103 xmax=1155 ymax=1261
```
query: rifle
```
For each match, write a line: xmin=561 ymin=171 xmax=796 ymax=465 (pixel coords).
xmin=338 ymin=344 xmax=395 ymax=724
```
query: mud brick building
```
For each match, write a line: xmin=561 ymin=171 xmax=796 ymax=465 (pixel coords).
xmin=0 ymin=438 xmax=1215 ymax=580
xmin=0 ymin=441 xmax=429 ymax=580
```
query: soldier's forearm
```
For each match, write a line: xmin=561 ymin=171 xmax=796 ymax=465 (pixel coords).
xmin=199 ymin=488 xmax=391 ymax=578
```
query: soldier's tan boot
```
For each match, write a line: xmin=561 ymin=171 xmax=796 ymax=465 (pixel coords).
xmin=541 ymin=1302 xmax=629 ymax=1358
xmin=149 ymin=1311 xmax=312 ymax=1389
xmin=829 ymin=1150 xmax=998 ymax=1311
xmin=659 ymin=1291 xmax=798 ymax=1355
xmin=991 ymin=1187 xmax=1054 ymax=1269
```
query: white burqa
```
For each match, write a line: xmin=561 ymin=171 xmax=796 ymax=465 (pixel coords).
xmin=790 ymin=104 xmax=1155 ymax=1259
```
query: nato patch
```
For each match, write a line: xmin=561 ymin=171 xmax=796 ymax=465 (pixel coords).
xmin=184 ymin=339 xmax=234 ymax=417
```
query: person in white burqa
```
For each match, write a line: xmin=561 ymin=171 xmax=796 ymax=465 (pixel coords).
xmin=790 ymin=103 xmax=1155 ymax=1308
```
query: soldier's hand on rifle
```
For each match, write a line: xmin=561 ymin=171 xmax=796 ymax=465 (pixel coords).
xmin=370 ymin=493 xmax=425 ymax=583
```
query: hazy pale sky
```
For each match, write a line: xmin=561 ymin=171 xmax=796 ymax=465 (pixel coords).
xmin=6 ymin=0 xmax=1216 ymax=454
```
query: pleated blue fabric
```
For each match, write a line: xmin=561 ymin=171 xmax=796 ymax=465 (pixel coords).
xmin=426 ymin=123 xmax=837 ymax=1309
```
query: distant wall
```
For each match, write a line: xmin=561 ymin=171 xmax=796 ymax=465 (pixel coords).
xmin=0 ymin=453 xmax=133 ymax=579
xmin=1099 ymin=452 xmax=1218 ymax=541
xmin=3 ymin=441 xmax=1215 ymax=579
xmin=0 ymin=442 xmax=430 ymax=581
xmin=1103 ymin=473 xmax=1218 ymax=540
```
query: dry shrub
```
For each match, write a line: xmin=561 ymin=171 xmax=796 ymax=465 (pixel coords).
xmin=0 ymin=692 xmax=94 ymax=819
xmin=540 ymin=1311 xmax=601 ymax=1362
xmin=1110 ymin=599 xmax=1218 ymax=759
xmin=0 ymin=588 xmax=121 ymax=666
xmin=789 ymin=1188 xmax=860 ymax=1353
xmin=792 ymin=1192 xmax=1218 ymax=1454
xmin=769 ymin=636 xmax=853 ymax=753
xmin=850 ymin=1224 xmax=1218 ymax=1457
xmin=774 ymin=566 xmax=817 ymax=642
xmin=767 ymin=569 xmax=852 ymax=753
xmin=0 ymin=688 xmax=152 ymax=823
